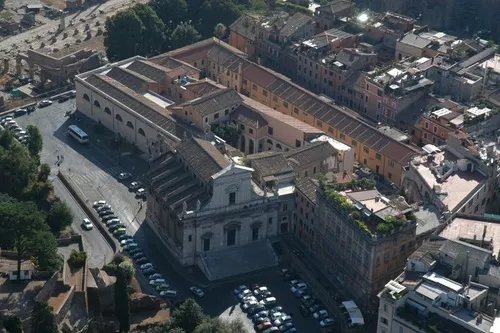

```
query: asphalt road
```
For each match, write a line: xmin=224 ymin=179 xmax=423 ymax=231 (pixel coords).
xmin=52 ymin=177 xmax=112 ymax=268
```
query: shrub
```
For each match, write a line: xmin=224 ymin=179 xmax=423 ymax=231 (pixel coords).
xmin=103 ymin=263 xmax=118 ymax=276
xmin=118 ymin=262 xmax=135 ymax=284
xmin=112 ymin=253 xmax=126 ymax=265
xmin=68 ymin=250 xmax=87 ymax=268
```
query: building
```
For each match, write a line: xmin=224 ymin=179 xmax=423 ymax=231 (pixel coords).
xmin=364 ymin=12 xmax=415 ymax=52
xmin=151 ymin=38 xmax=419 ymax=185
xmin=395 ymin=29 xmax=457 ymax=61
xmin=254 ymin=12 xmax=315 ymax=70
xmin=314 ymin=0 xmax=355 ymax=33
xmin=402 ymin=131 xmax=498 ymax=218
xmin=229 ymin=13 xmax=260 ymax=59
xmin=419 ymin=107 xmax=465 ymax=146
xmin=295 ymin=178 xmax=417 ymax=306
xmin=145 ymin=137 xmax=285 ymax=281
xmin=376 ymin=236 xmax=500 ymax=333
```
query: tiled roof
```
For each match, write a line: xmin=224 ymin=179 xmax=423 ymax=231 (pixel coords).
xmin=176 ymin=137 xmax=231 ymax=181
xmin=126 ymin=60 xmax=169 ymax=82
xmin=106 ymin=66 xmax=153 ymax=92
xmin=187 ymin=88 xmax=242 ymax=116
xmin=317 ymin=0 xmax=354 ymax=14
xmin=280 ymin=13 xmax=313 ymax=38
xmin=83 ymin=74 xmax=177 ymax=134
xmin=230 ymin=13 xmax=260 ymax=41
xmin=231 ymin=104 xmax=268 ymax=128
xmin=155 ymin=38 xmax=418 ymax=165
xmin=184 ymin=80 xmax=224 ymax=98
xmin=295 ymin=177 xmax=319 ymax=203
xmin=284 ymin=141 xmax=337 ymax=166
xmin=247 ymin=152 xmax=293 ymax=177
xmin=439 ymin=239 xmax=491 ymax=262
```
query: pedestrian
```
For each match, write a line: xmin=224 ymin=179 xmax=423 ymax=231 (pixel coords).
xmin=57 ymin=155 xmax=59 ymax=160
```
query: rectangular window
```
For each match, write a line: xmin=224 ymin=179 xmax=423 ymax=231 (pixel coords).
xmin=213 ymin=113 xmax=219 ymax=119
xmin=249 ymin=128 xmax=254 ymax=135
xmin=293 ymin=107 xmax=299 ymax=114
xmin=363 ymin=146 xmax=369 ymax=154
xmin=240 ymin=124 xmax=245 ymax=130
xmin=381 ymin=317 xmax=388 ymax=325
xmin=351 ymin=139 xmax=357 ymax=147
xmin=268 ymin=217 xmax=273 ymax=224
xmin=433 ymin=126 xmax=437 ymax=133
xmin=377 ymin=89 xmax=383 ymax=97
xmin=339 ymin=133 xmax=345 ymax=140
xmin=273 ymin=96 xmax=278 ymax=102
xmin=328 ymin=126 xmax=334 ymax=134
xmin=425 ymin=121 xmax=429 ymax=129
xmin=252 ymin=84 xmax=257 ymax=91
xmin=376 ymin=153 xmax=381 ymax=160
xmin=283 ymin=101 xmax=289 ymax=108
xmin=252 ymin=227 xmax=259 ymax=241
xmin=242 ymin=78 xmax=247 ymax=85
xmin=188 ymin=235 xmax=192 ymax=242
xmin=268 ymin=127 xmax=274 ymax=136
xmin=388 ymin=160 xmax=394 ymax=167
xmin=317 ymin=120 xmax=323 ymax=127
xmin=229 ymin=192 xmax=236 ymax=205
xmin=263 ymin=90 xmax=268 ymax=96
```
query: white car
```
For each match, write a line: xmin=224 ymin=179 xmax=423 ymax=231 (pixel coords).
xmin=234 ymin=285 xmax=247 ymax=295
xmin=290 ymin=282 xmax=308 ymax=294
xmin=253 ymin=286 xmax=268 ymax=296
xmin=118 ymin=172 xmax=131 ymax=180
xmin=149 ymin=279 xmax=167 ymax=286
xmin=120 ymin=238 xmax=135 ymax=246
xmin=160 ymin=290 xmax=178 ymax=298
xmin=93 ymin=200 xmax=107 ymax=208
xmin=189 ymin=286 xmax=204 ymax=298
xmin=140 ymin=263 xmax=153 ymax=270
xmin=81 ymin=218 xmax=93 ymax=230
xmin=237 ymin=289 xmax=252 ymax=300
xmin=129 ymin=181 xmax=141 ymax=190
xmin=313 ymin=309 xmax=329 ymax=320
xmin=136 ymin=188 xmax=146 ymax=197
xmin=38 ymin=100 xmax=52 ymax=107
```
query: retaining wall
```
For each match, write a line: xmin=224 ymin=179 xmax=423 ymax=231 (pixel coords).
xmin=57 ymin=171 xmax=117 ymax=253
xmin=35 ymin=272 xmax=59 ymax=302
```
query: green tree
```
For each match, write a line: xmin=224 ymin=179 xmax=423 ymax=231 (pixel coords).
xmin=170 ymin=22 xmax=201 ymax=50
xmin=192 ymin=317 xmax=244 ymax=333
xmin=104 ymin=9 xmax=145 ymax=61
xmin=150 ymin=0 xmax=188 ymax=28
xmin=168 ymin=298 xmax=206 ymax=333
xmin=30 ymin=231 xmax=61 ymax=272
xmin=38 ymin=163 xmax=51 ymax=182
xmin=265 ymin=0 xmax=276 ymax=11
xmin=25 ymin=125 xmax=43 ymax=158
xmin=0 ymin=201 xmax=47 ymax=279
xmin=118 ymin=261 xmax=135 ymax=284
xmin=46 ymin=201 xmax=74 ymax=233
xmin=115 ymin=268 xmax=131 ymax=332
xmin=3 ymin=315 xmax=23 ymax=333
xmin=0 ymin=130 xmax=38 ymax=198
xmin=198 ymin=0 xmax=241 ymax=36
xmin=132 ymin=4 xmax=168 ymax=56
xmin=31 ymin=301 xmax=57 ymax=333
xmin=211 ymin=122 xmax=240 ymax=147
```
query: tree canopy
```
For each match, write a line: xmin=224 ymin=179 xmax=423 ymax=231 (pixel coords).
xmin=31 ymin=301 xmax=57 ymax=333
xmin=198 ymin=0 xmax=241 ymax=35
xmin=25 ymin=125 xmax=43 ymax=159
xmin=150 ymin=0 xmax=188 ymax=29
xmin=167 ymin=298 xmax=206 ymax=333
xmin=30 ymin=230 xmax=61 ymax=272
xmin=104 ymin=9 xmax=145 ymax=61
xmin=170 ymin=22 xmax=202 ymax=50
xmin=132 ymin=4 xmax=168 ymax=56
xmin=115 ymin=267 xmax=131 ymax=332
xmin=46 ymin=201 xmax=74 ymax=234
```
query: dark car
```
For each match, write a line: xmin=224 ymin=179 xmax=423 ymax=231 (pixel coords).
xmin=136 ymin=257 xmax=149 ymax=265
xmin=14 ymin=108 xmax=27 ymax=116
xmin=109 ymin=223 xmax=126 ymax=232
xmin=69 ymin=90 xmax=76 ymax=98
xmin=27 ymin=105 xmax=36 ymax=113
xmin=98 ymin=209 xmax=113 ymax=217
xmin=102 ymin=214 xmax=118 ymax=222
xmin=142 ymin=267 xmax=159 ymax=276
xmin=58 ymin=95 xmax=69 ymax=103
xmin=248 ymin=304 xmax=266 ymax=316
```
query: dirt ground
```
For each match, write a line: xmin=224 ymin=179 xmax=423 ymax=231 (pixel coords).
xmin=0 ymin=277 xmax=46 ymax=319
xmin=41 ymin=0 xmax=68 ymax=10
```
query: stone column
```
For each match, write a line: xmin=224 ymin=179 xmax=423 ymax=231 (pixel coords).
xmin=3 ymin=58 xmax=9 ymax=74
xmin=59 ymin=11 xmax=65 ymax=31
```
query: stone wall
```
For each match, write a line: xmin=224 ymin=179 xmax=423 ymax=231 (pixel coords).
xmin=55 ymin=286 xmax=75 ymax=325
xmin=35 ymin=272 xmax=59 ymax=302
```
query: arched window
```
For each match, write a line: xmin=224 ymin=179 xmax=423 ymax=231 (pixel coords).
xmin=93 ymin=100 xmax=101 ymax=108
xmin=266 ymin=139 xmax=273 ymax=146
xmin=83 ymin=94 xmax=90 ymax=101
xmin=126 ymin=121 xmax=134 ymax=129
xmin=115 ymin=114 xmax=123 ymax=122
xmin=275 ymin=143 xmax=282 ymax=150
xmin=138 ymin=128 xmax=145 ymax=136
xmin=104 ymin=107 xmax=111 ymax=115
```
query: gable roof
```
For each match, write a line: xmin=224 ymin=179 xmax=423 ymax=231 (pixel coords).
xmin=106 ymin=66 xmax=154 ymax=92
xmin=231 ymin=104 xmax=268 ymax=128
xmin=176 ymin=138 xmax=231 ymax=181
xmin=295 ymin=177 xmax=319 ymax=203
xmin=439 ymin=239 xmax=491 ymax=262
xmin=230 ymin=13 xmax=260 ymax=41
xmin=247 ymin=152 xmax=293 ymax=177
xmin=409 ymin=237 xmax=446 ymax=267
xmin=317 ymin=0 xmax=354 ymax=14
xmin=280 ymin=13 xmax=313 ymax=38
xmin=285 ymin=141 xmax=337 ymax=166
xmin=186 ymin=88 xmax=242 ymax=116
xmin=126 ymin=60 xmax=170 ymax=82
xmin=184 ymin=80 xmax=225 ymax=98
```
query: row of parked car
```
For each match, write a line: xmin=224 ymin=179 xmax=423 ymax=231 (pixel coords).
xmin=280 ymin=269 xmax=337 ymax=332
xmin=234 ymin=284 xmax=298 ymax=333
xmin=0 ymin=116 xmax=29 ymax=143
xmin=92 ymin=200 xmax=178 ymax=299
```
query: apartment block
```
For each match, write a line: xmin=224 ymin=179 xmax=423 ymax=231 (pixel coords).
xmin=229 ymin=13 xmax=260 ymax=59
xmin=314 ymin=0 xmax=355 ymax=33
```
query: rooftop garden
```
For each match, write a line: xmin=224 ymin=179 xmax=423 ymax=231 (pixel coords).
xmin=318 ymin=176 xmax=414 ymax=237
xmin=396 ymin=304 xmax=465 ymax=333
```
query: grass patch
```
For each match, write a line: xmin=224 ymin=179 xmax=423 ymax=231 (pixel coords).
xmin=0 ymin=11 xmax=13 ymax=20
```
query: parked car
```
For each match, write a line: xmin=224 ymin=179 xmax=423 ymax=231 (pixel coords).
xmin=237 ymin=289 xmax=252 ymax=300
xmin=109 ymin=223 xmax=126 ymax=232
xmin=142 ymin=267 xmax=159 ymax=276
xmin=313 ymin=309 xmax=329 ymax=320
xmin=135 ymin=257 xmax=149 ymax=265
xmin=260 ymin=297 xmax=277 ymax=309
xmin=248 ymin=304 xmax=266 ymax=316
xmin=148 ymin=273 xmax=163 ymax=280
xmin=93 ymin=200 xmax=107 ymax=208
xmin=113 ymin=228 xmax=127 ymax=236
xmin=38 ymin=100 xmax=52 ymax=107
xmin=256 ymin=321 xmax=272 ymax=332
xmin=291 ymin=282 xmax=308 ymax=294
xmin=128 ymin=247 xmax=142 ymax=255
xmin=283 ymin=328 xmax=298 ymax=333
xmin=254 ymin=316 xmax=270 ymax=326
xmin=99 ymin=209 xmax=114 ymax=217
xmin=252 ymin=310 xmax=269 ymax=322
xmin=106 ymin=219 xmax=121 ymax=227
xmin=272 ymin=315 xmax=292 ymax=327
xmin=278 ymin=322 xmax=294 ymax=332
xmin=149 ymin=279 xmax=167 ymax=286
xmin=319 ymin=318 xmax=335 ymax=328
xmin=119 ymin=234 xmax=133 ymax=241
xmin=294 ymin=290 xmax=307 ymax=298
xmin=241 ymin=300 xmax=259 ymax=312
xmin=136 ymin=188 xmax=146 ymax=198
xmin=159 ymin=290 xmax=177 ymax=298
xmin=14 ymin=108 xmax=27 ymax=116
xmin=120 ymin=238 xmax=135 ymax=246
xmin=58 ymin=95 xmax=69 ymax=103
xmin=0 ymin=116 xmax=13 ymax=125
xmin=132 ymin=252 xmax=145 ymax=260
xmin=301 ymin=295 xmax=316 ymax=307
xmin=102 ymin=214 xmax=119 ymax=222
xmin=156 ymin=284 xmax=170 ymax=291
xmin=189 ymin=286 xmax=204 ymax=298
xmin=129 ymin=181 xmax=142 ymax=190
xmin=81 ymin=218 xmax=93 ymax=230
xmin=97 ymin=204 xmax=112 ymax=212
xmin=253 ymin=286 xmax=268 ymax=296
xmin=262 ymin=327 xmax=279 ymax=333
xmin=309 ymin=304 xmax=322 ymax=313
xmin=118 ymin=172 xmax=131 ymax=180
xmin=140 ymin=263 xmax=154 ymax=270
xmin=256 ymin=290 xmax=272 ymax=300
xmin=123 ymin=243 xmax=139 ymax=252
xmin=234 ymin=285 xmax=248 ymax=295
